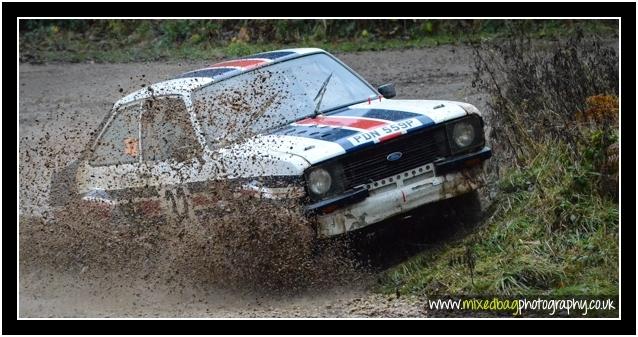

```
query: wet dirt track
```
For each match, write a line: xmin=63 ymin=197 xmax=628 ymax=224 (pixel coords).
xmin=19 ymin=45 xmax=484 ymax=318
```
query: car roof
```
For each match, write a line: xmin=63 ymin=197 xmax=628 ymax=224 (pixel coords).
xmin=174 ymin=48 xmax=324 ymax=81
xmin=114 ymin=48 xmax=325 ymax=108
xmin=115 ymin=77 xmax=214 ymax=108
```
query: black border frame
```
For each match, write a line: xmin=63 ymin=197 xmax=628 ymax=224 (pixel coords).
xmin=5 ymin=2 xmax=636 ymax=335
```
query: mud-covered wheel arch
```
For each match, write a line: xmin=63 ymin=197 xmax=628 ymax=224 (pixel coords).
xmin=440 ymin=189 xmax=483 ymax=228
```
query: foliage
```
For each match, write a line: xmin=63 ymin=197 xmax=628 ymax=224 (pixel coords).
xmin=471 ymin=25 xmax=618 ymax=167
xmin=19 ymin=19 xmax=617 ymax=63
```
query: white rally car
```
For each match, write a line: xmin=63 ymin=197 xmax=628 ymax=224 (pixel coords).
xmin=50 ymin=48 xmax=492 ymax=238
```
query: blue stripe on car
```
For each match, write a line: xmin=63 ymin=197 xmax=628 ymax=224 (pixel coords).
xmin=330 ymin=108 xmax=436 ymax=135
xmin=331 ymin=108 xmax=421 ymax=121
xmin=274 ymin=125 xmax=358 ymax=142
xmin=174 ymin=51 xmax=297 ymax=79
xmin=175 ymin=67 xmax=237 ymax=79
xmin=239 ymin=50 xmax=297 ymax=60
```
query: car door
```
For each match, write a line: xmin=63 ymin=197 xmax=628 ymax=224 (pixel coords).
xmin=139 ymin=95 xmax=206 ymax=224
xmin=78 ymin=101 xmax=152 ymax=223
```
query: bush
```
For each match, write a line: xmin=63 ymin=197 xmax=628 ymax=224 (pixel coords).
xmin=471 ymin=24 xmax=618 ymax=203
xmin=472 ymin=26 xmax=618 ymax=165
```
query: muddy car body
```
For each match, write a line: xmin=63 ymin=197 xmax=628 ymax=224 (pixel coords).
xmin=50 ymin=48 xmax=492 ymax=238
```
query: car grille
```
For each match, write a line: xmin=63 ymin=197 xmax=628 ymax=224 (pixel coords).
xmin=339 ymin=125 xmax=450 ymax=190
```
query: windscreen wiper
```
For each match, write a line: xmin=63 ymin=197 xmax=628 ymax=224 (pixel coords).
xmin=313 ymin=72 xmax=333 ymax=117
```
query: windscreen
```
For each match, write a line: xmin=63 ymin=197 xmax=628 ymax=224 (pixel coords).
xmin=192 ymin=53 xmax=377 ymax=147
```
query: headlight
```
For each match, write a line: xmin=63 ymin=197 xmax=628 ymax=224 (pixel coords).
xmin=452 ymin=122 xmax=475 ymax=148
xmin=307 ymin=168 xmax=332 ymax=196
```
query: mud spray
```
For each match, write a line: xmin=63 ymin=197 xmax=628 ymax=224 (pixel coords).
xmin=19 ymin=68 xmax=373 ymax=318
xmin=20 ymin=190 xmax=365 ymax=292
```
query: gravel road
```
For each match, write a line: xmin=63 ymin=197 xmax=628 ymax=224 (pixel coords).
xmin=19 ymin=45 xmax=483 ymax=318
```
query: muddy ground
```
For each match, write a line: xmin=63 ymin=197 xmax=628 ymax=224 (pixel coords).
xmin=19 ymin=45 xmax=486 ymax=318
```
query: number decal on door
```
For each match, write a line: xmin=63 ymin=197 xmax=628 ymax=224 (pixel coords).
xmin=164 ymin=187 xmax=189 ymax=222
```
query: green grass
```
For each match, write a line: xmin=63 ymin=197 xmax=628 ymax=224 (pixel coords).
xmin=377 ymin=137 xmax=619 ymax=298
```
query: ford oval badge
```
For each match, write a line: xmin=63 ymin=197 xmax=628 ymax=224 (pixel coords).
xmin=387 ymin=152 xmax=403 ymax=162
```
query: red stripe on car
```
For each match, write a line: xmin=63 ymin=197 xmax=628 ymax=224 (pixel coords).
xmin=210 ymin=58 xmax=269 ymax=69
xmin=81 ymin=199 xmax=113 ymax=219
xmin=137 ymin=199 xmax=162 ymax=215
xmin=296 ymin=116 xmax=387 ymax=130
xmin=192 ymin=194 xmax=213 ymax=207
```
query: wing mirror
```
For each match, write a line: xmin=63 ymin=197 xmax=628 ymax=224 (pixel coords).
xmin=377 ymin=83 xmax=396 ymax=99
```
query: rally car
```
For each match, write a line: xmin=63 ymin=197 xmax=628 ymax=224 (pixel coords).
xmin=50 ymin=48 xmax=492 ymax=238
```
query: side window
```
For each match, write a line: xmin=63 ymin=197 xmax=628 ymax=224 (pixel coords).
xmin=90 ymin=103 xmax=140 ymax=166
xmin=141 ymin=96 xmax=201 ymax=163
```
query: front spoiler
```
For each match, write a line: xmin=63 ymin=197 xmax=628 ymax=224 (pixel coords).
xmin=315 ymin=167 xmax=483 ymax=238
xmin=305 ymin=188 xmax=369 ymax=215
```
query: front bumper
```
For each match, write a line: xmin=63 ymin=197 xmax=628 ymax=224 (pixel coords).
xmin=312 ymin=146 xmax=491 ymax=238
